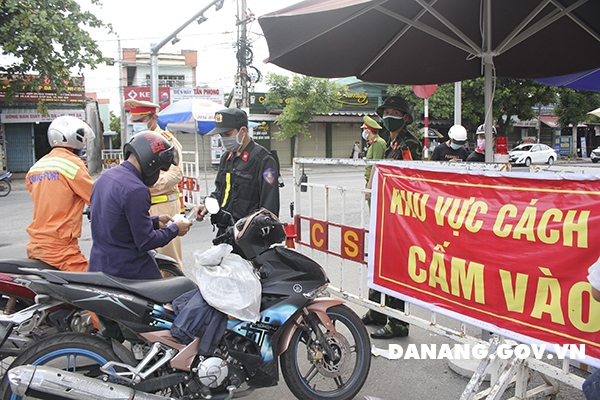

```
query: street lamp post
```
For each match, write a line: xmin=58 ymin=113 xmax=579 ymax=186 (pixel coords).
xmin=150 ymin=0 xmax=224 ymax=104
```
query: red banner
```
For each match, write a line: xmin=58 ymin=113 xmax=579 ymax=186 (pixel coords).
xmin=370 ymin=163 xmax=600 ymax=365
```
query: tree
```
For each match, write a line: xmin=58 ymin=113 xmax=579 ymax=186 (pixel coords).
xmin=109 ymin=111 xmax=121 ymax=149
xmin=553 ymin=89 xmax=600 ymax=155
xmin=478 ymin=79 xmax=556 ymax=135
xmin=386 ymin=84 xmax=456 ymax=138
xmin=264 ymin=73 xmax=344 ymax=157
xmin=0 ymin=0 xmax=112 ymax=110
xmin=553 ymin=89 xmax=600 ymax=127
xmin=388 ymin=78 xmax=558 ymax=135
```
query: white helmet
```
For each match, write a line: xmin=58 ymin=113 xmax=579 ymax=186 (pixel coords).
xmin=448 ymin=125 xmax=467 ymax=144
xmin=476 ymin=124 xmax=497 ymax=136
xmin=47 ymin=116 xmax=95 ymax=150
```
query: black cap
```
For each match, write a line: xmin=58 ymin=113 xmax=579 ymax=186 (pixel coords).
xmin=208 ymin=108 xmax=248 ymax=135
xmin=375 ymin=96 xmax=414 ymax=125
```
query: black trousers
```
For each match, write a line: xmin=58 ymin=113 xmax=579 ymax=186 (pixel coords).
xmin=368 ymin=289 xmax=408 ymax=330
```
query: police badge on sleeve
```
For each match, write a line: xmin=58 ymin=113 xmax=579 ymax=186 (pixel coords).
xmin=263 ymin=168 xmax=276 ymax=185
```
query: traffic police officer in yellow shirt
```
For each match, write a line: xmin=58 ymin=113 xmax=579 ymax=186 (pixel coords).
xmin=125 ymin=99 xmax=184 ymax=269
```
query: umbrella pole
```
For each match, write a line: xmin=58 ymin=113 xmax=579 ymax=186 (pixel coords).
xmin=202 ymin=135 xmax=208 ymax=196
xmin=194 ymin=132 xmax=200 ymax=179
xmin=484 ymin=62 xmax=494 ymax=163
xmin=483 ymin=0 xmax=494 ymax=163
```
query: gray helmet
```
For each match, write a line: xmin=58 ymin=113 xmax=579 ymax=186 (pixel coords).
xmin=476 ymin=124 xmax=497 ymax=136
xmin=375 ymin=96 xmax=414 ymax=125
xmin=124 ymin=131 xmax=177 ymax=187
xmin=47 ymin=116 xmax=95 ymax=150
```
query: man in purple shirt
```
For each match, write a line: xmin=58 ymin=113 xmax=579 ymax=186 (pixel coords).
xmin=89 ymin=131 xmax=191 ymax=280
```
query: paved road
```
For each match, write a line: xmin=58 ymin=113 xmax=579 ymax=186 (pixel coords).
xmin=0 ymin=162 xmax=590 ymax=400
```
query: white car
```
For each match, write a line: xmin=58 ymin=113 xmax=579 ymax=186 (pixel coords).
xmin=508 ymin=143 xmax=557 ymax=166
xmin=591 ymin=147 xmax=600 ymax=163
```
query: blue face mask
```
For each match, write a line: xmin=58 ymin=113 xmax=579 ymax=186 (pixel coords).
xmin=450 ymin=142 xmax=462 ymax=150
xmin=132 ymin=123 xmax=147 ymax=134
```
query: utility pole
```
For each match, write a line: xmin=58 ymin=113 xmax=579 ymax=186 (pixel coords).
xmin=118 ymin=38 xmax=127 ymax=147
xmin=235 ymin=0 xmax=256 ymax=109
xmin=149 ymin=0 xmax=224 ymax=104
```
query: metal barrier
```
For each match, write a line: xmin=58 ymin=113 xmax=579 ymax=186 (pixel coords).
xmin=181 ymin=159 xmax=203 ymax=208
xmin=291 ymin=157 xmax=588 ymax=400
xmin=101 ymin=149 xmax=204 ymax=208
xmin=101 ymin=150 xmax=123 ymax=170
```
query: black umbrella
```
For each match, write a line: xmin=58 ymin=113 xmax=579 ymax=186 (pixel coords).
xmin=258 ymin=0 xmax=600 ymax=160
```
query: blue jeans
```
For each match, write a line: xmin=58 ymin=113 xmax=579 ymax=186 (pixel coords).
xmin=584 ymin=368 xmax=600 ymax=400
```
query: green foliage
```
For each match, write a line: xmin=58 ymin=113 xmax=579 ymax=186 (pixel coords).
xmin=491 ymin=79 xmax=557 ymax=134
xmin=264 ymin=73 xmax=344 ymax=144
xmin=388 ymin=78 xmax=558 ymax=135
xmin=0 ymin=0 xmax=112 ymax=111
xmin=553 ymin=89 xmax=600 ymax=128
xmin=109 ymin=111 xmax=121 ymax=148
xmin=386 ymin=84 xmax=455 ymax=137
xmin=387 ymin=84 xmax=455 ymax=119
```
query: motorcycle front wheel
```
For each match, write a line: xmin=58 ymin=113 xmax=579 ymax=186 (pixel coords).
xmin=0 ymin=332 xmax=118 ymax=400
xmin=0 ymin=181 xmax=10 ymax=197
xmin=280 ymin=304 xmax=371 ymax=400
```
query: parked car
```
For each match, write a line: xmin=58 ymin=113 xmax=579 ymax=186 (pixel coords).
xmin=591 ymin=146 xmax=600 ymax=163
xmin=508 ymin=143 xmax=557 ymax=166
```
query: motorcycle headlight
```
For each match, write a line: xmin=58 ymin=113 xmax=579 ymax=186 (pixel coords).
xmin=303 ymin=283 xmax=329 ymax=300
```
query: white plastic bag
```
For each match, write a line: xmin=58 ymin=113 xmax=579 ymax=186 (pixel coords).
xmin=185 ymin=244 xmax=261 ymax=322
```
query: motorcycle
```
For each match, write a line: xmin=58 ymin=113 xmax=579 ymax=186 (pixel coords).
xmin=2 ymin=199 xmax=371 ymax=400
xmin=0 ymin=172 xmax=12 ymax=197
xmin=0 ymin=252 xmax=182 ymax=369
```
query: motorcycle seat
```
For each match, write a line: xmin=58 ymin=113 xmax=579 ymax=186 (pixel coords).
xmin=25 ymin=270 xmax=197 ymax=304
xmin=0 ymin=259 xmax=57 ymax=274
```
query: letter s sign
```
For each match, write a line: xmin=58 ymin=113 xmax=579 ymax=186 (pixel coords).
xmin=341 ymin=226 xmax=364 ymax=263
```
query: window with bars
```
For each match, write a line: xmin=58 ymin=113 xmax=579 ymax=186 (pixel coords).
xmin=145 ymin=75 xmax=185 ymax=88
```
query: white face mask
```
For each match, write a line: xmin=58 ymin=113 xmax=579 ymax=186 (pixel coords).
xmin=362 ymin=129 xmax=370 ymax=141
xmin=132 ymin=123 xmax=147 ymax=134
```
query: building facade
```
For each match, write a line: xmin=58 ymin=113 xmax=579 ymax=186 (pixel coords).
xmin=0 ymin=76 xmax=100 ymax=173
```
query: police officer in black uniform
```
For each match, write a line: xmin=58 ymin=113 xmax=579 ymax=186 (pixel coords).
xmin=194 ymin=108 xmax=280 ymax=226
xmin=364 ymin=95 xmax=419 ymax=340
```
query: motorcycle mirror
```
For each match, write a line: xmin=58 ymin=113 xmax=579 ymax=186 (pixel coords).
xmin=204 ymin=197 xmax=220 ymax=214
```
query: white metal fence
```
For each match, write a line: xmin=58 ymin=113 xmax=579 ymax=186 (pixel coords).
xmin=291 ymin=157 xmax=590 ymax=400
xmin=101 ymin=149 xmax=206 ymax=208
xmin=101 ymin=150 xmax=123 ymax=170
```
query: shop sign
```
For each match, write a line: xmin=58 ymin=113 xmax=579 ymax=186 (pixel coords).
xmin=124 ymin=86 xmax=171 ymax=110
xmin=1 ymin=109 xmax=85 ymax=123
xmin=554 ymin=135 xmax=571 ymax=155
xmin=0 ymin=76 xmax=85 ymax=104
xmin=171 ymin=87 xmax=224 ymax=104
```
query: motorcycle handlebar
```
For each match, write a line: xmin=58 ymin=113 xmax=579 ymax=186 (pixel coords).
xmin=212 ymin=226 xmax=234 ymax=246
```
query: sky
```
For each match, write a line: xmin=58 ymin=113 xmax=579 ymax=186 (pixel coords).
xmin=80 ymin=0 xmax=301 ymax=112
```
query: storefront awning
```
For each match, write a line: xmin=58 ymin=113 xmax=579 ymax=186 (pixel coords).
xmin=512 ymin=115 xmax=586 ymax=129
